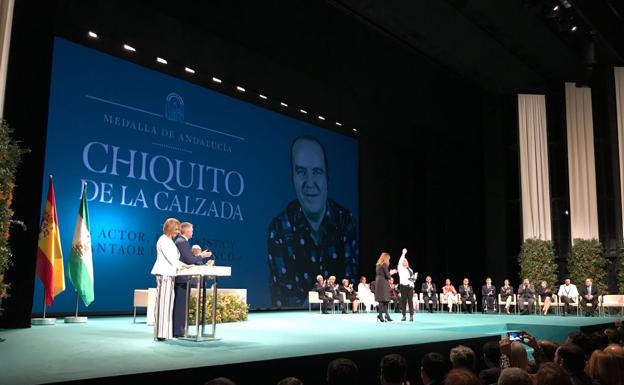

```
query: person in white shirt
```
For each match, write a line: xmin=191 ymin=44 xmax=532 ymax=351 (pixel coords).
xmin=150 ymin=218 xmax=191 ymax=341
xmin=398 ymin=248 xmax=417 ymax=321
xmin=357 ymin=276 xmax=376 ymax=312
xmin=557 ymin=278 xmax=579 ymax=316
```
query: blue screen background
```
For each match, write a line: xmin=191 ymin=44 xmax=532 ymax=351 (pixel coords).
xmin=34 ymin=38 xmax=358 ymax=312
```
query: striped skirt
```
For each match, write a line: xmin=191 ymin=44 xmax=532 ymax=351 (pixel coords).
xmin=154 ymin=275 xmax=175 ymax=340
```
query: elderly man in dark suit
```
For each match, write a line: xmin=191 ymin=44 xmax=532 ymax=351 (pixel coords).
xmin=421 ymin=276 xmax=438 ymax=313
xmin=172 ymin=222 xmax=212 ymax=338
xmin=579 ymin=278 xmax=598 ymax=317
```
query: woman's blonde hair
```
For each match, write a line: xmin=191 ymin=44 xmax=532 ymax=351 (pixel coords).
xmin=162 ymin=218 xmax=180 ymax=237
xmin=376 ymin=252 xmax=390 ymax=265
xmin=509 ymin=342 xmax=529 ymax=371
xmin=587 ymin=350 xmax=622 ymax=385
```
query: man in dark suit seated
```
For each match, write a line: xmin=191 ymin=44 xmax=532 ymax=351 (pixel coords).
xmin=579 ymin=278 xmax=598 ymax=317
xmin=517 ymin=278 xmax=534 ymax=315
xmin=459 ymin=278 xmax=475 ymax=313
xmin=326 ymin=275 xmax=347 ymax=314
xmin=421 ymin=276 xmax=438 ymax=313
xmin=172 ymin=222 xmax=213 ymax=338
xmin=314 ymin=275 xmax=331 ymax=314
xmin=481 ymin=277 xmax=496 ymax=313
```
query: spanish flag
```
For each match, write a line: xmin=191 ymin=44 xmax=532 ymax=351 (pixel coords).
xmin=35 ymin=176 xmax=65 ymax=305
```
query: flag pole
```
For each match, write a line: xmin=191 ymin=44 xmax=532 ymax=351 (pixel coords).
xmin=65 ymin=182 xmax=89 ymax=324
xmin=32 ymin=288 xmax=56 ymax=325
xmin=64 ymin=291 xmax=87 ymax=324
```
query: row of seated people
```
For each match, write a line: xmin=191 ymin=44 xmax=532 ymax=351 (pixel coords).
xmin=312 ymin=274 xmax=601 ymax=316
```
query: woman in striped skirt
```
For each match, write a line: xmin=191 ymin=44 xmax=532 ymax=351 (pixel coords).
xmin=150 ymin=218 xmax=190 ymax=341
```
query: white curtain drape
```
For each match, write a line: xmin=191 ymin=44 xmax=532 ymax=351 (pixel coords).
xmin=0 ymin=0 xmax=15 ymax=118
xmin=565 ymin=82 xmax=599 ymax=241
xmin=615 ymin=67 xmax=624 ymax=237
xmin=518 ymin=94 xmax=552 ymax=240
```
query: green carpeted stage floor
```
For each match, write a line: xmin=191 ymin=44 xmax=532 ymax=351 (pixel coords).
xmin=0 ymin=310 xmax=620 ymax=385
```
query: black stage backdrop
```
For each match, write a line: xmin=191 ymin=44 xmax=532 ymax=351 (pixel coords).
xmin=10 ymin=0 xmax=618 ymax=327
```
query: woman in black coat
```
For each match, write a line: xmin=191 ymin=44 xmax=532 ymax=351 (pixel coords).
xmin=375 ymin=252 xmax=398 ymax=322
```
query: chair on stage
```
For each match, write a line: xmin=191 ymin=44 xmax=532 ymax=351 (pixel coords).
xmin=308 ymin=291 xmax=324 ymax=313
xmin=580 ymin=295 xmax=601 ymax=316
xmin=559 ymin=295 xmax=581 ymax=316
xmin=497 ymin=294 xmax=516 ymax=314
xmin=600 ymin=295 xmax=624 ymax=317
xmin=481 ymin=294 xmax=497 ymax=314
xmin=419 ymin=293 xmax=438 ymax=312
xmin=440 ymin=293 xmax=458 ymax=313
xmin=537 ymin=294 xmax=557 ymax=316
xmin=458 ymin=293 xmax=477 ymax=313
xmin=133 ymin=288 xmax=156 ymax=324
xmin=340 ymin=292 xmax=352 ymax=313
xmin=517 ymin=295 xmax=537 ymax=314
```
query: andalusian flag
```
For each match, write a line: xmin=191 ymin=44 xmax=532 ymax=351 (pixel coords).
xmin=68 ymin=184 xmax=94 ymax=306
xmin=35 ymin=176 xmax=65 ymax=305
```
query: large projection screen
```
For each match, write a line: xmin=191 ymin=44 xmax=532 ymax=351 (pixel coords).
xmin=34 ymin=37 xmax=359 ymax=312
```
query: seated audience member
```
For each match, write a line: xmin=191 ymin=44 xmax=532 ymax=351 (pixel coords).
xmin=538 ymin=280 xmax=554 ymax=315
xmin=478 ymin=341 xmax=501 ymax=385
xmin=499 ymin=331 xmax=544 ymax=373
xmin=380 ymin=354 xmax=408 ymax=385
xmin=449 ymin=345 xmax=475 ymax=372
xmin=555 ymin=343 xmax=595 ymax=385
xmin=516 ymin=278 xmax=534 ymax=315
xmin=604 ymin=327 xmax=621 ymax=345
xmin=500 ymin=279 xmax=514 ymax=314
xmin=566 ymin=331 xmax=594 ymax=358
xmin=603 ymin=344 xmax=624 ymax=375
xmin=538 ymin=340 xmax=560 ymax=363
xmin=327 ymin=358 xmax=358 ymax=385
xmin=587 ymin=350 xmax=622 ymax=385
xmin=357 ymin=276 xmax=376 ymax=313
xmin=589 ymin=331 xmax=609 ymax=351
xmin=340 ymin=278 xmax=360 ymax=313
xmin=443 ymin=369 xmax=480 ymax=385
xmin=326 ymin=275 xmax=347 ymax=314
xmin=277 ymin=377 xmax=303 ymax=385
xmin=509 ymin=342 xmax=529 ymax=372
xmin=558 ymin=278 xmax=579 ymax=316
xmin=314 ymin=275 xmax=331 ymax=314
xmin=205 ymin=378 xmax=236 ymax=385
xmin=534 ymin=362 xmax=573 ymax=385
xmin=421 ymin=276 xmax=438 ymax=313
xmin=442 ymin=279 xmax=458 ymax=313
xmin=481 ymin=277 xmax=496 ymax=313
xmin=497 ymin=368 xmax=532 ymax=385
xmin=192 ymin=244 xmax=214 ymax=265
xmin=388 ymin=277 xmax=401 ymax=313
xmin=421 ymin=352 xmax=447 ymax=385
xmin=579 ymin=278 xmax=598 ymax=317
xmin=458 ymin=278 xmax=475 ymax=314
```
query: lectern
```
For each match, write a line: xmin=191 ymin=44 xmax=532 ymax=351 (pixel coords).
xmin=177 ymin=265 xmax=231 ymax=341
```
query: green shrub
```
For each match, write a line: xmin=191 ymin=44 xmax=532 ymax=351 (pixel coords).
xmin=0 ymin=119 xmax=28 ymax=277
xmin=617 ymin=241 xmax=624 ymax=294
xmin=518 ymin=238 xmax=558 ymax=286
xmin=568 ymin=239 xmax=607 ymax=294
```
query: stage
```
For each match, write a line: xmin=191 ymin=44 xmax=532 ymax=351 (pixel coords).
xmin=0 ymin=311 xmax=620 ymax=385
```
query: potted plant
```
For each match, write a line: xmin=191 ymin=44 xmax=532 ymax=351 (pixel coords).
xmin=0 ymin=119 xmax=28 ymax=322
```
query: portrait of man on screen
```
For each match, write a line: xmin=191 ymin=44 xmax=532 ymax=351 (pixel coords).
xmin=267 ymin=135 xmax=358 ymax=308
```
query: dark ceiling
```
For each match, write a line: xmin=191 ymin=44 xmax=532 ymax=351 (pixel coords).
xmin=50 ymin=0 xmax=624 ymax=139
xmin=135 ymin=0 xmax=624 ymax=94
xmin=334 ymin=0 xmax=624 ymax=93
